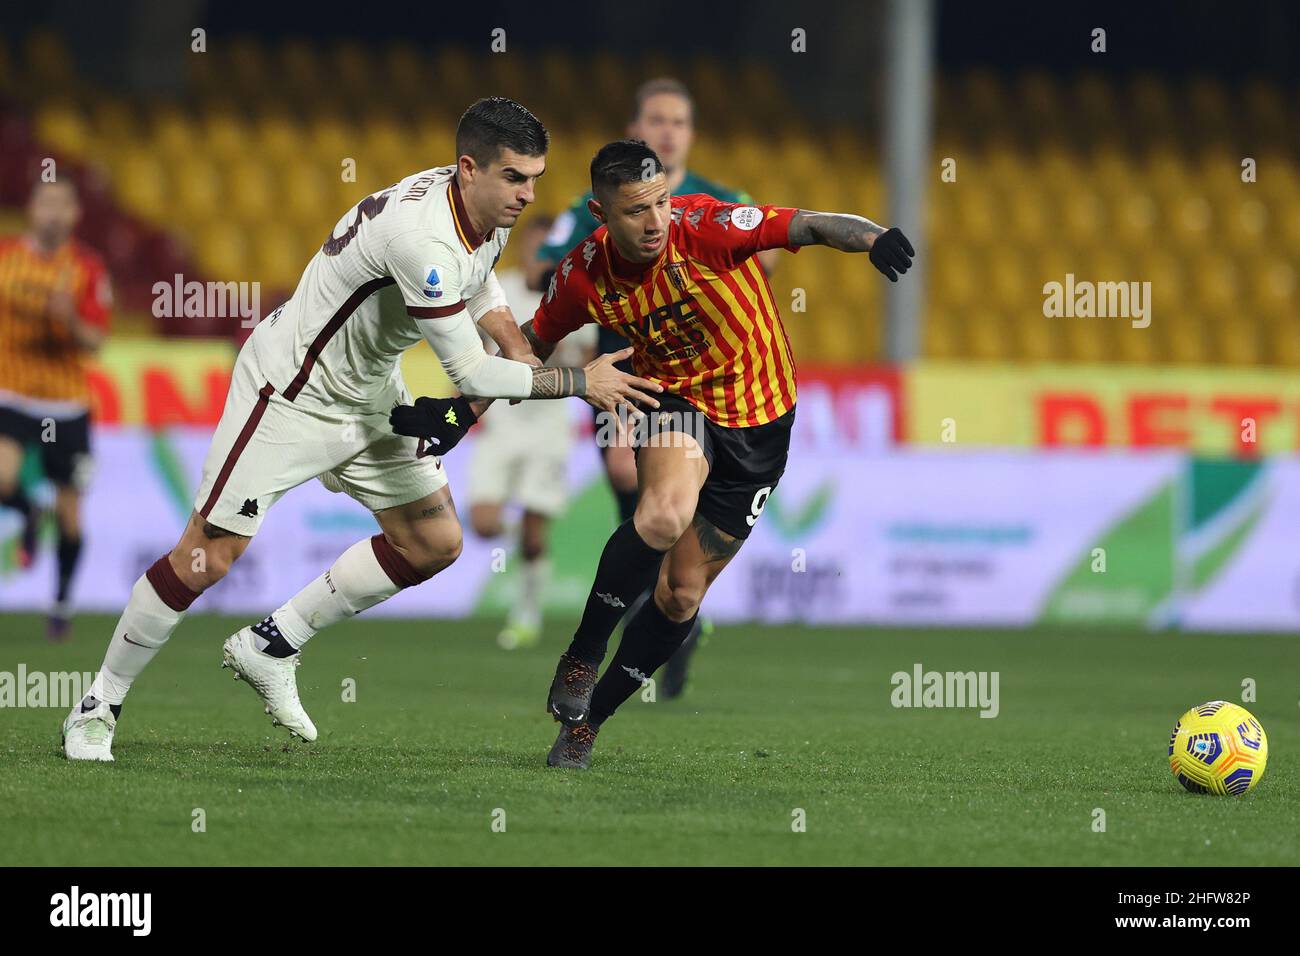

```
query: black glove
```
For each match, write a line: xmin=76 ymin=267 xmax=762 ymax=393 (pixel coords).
xmin=389 ymin=395 xmax=478 ymax=456
xmin=868 ymin=227 xmax=915 ymax=282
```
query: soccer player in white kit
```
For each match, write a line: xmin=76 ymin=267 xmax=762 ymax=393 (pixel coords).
xmin=466 ymin=216 xmax=598 ymax=649
xmin=61 ymin=98 xmax=662 ymax=761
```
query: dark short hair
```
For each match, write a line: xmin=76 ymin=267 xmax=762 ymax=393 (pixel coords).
xmin=590 ymin=140 xmax=665 ymax=200
xmin=632 ymin=77 xmax=694 ymax=124
xmin=455 ymin=97 xmax=549 ymax=167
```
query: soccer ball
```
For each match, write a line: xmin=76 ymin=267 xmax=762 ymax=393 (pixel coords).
xmin=1168 ymin=701 xmax=1268 ymax=796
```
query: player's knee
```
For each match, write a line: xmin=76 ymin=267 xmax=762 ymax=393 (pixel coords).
xmin=407 ymin=526 xmax=463 ymax=576
xmin=173 ymin=544 xmax=236 ymax=592
xmin=658 ymin=578 xmax=705 ymax=622
xmin=634 ymin=495 xmax=693 ymax=551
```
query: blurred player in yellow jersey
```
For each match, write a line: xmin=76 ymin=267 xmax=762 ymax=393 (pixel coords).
xmin=0 ymin=179 xmax=112 ymax=641
xmin=467 ymin=216 xmax=597 ymax=649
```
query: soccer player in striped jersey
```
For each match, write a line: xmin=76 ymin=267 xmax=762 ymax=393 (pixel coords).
xmin=525 ymin=139 xmax=914 ymax=767
xmin=0 ymin=179 xmax=112 ymax=641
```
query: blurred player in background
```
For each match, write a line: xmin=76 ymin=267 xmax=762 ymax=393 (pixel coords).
xmin=536 ymin=77 xmax=764 ymax=697
xmin=521 ymin=140 xmax=913 ymax=768
xmin=0 ymin=179 xmax=112 ymax=641
xmin=60 ymin=99 xmax=660 ymax=762
xmin=467 ymin=215 xmax=597 ymax=649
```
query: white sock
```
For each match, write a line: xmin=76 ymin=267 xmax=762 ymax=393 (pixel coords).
xmin=282 ymin=537 xmax=407 ymax=649
xmin=513 ymin=556 xmax=548 ymax=629
xmin=89 ymin=574 xmax=186 ymax=705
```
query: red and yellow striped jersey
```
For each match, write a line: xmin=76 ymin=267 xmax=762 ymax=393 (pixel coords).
xmin=0 ymin=236 xmax=112 ymax=406
xmin=531 ymin=194 xmax=799 ymax=427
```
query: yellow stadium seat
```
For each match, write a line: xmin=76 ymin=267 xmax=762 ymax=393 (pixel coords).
xmin=278 ymin=161 xmax=330 ymax=226
xmin=251 ymin=223 xmax=307 ymax=291
xmin=1061 ymin=316 xmax=1113 ymax=363
xmin=1163 ymin=313 xmax=1209 ymax=365
xmin=1249 ymin=259 xmax=1296 ymax=319
xmin=1211 ymin=318 xmax=1262 ymax=367
xmin=1109 ymin=190 xmax=1159 ymax=247
xmin=255 ymin=114 xmax=304 ymax=163
xmin=922 ymin=310 xmax=961 ymax=360
xmin=194 ymin=222 xmax=249 ymax=279
xmin=1220 ymin=196 xmax=1268 ymax=250
xmin=200 ymin=109 xmax=252 ymax=161
xmin=223 ymin=161 xmax=275 ymax=224
xmin=930 ymin=248 xmax=979 ymax=311
xmin=988 ymin=254 xmax=1031 ymax=314
xmin=1014 ymin=313 xmax=1057 ymax=363
xmin=1114 ymin=325 xmax=1157 ymax=365
xmin=966 ymin=310 xmax=1008 ymax=361
xmin=35 ymin=102 xmax=90 ymax=158
xmin=1006 ymin=190 xmax=1049 ymax=246
xmin=1060 ymin=191 xmax=1106 ymax=244
xmin=151 ymin=107 xmax=200 ymax=160
xmin=1266 ymin=320 xmax=1300 ymax=367
xmin=172 ymin=157 xmax=223 ymax=227
xmin=115 ymin=149 xmax=170 ymax=223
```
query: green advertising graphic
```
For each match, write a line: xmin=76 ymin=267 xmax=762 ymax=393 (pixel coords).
xmin=1039 ymin=458 xmax=1267 ymax=626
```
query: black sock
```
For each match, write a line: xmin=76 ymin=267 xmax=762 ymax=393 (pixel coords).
xmin=566 ymin=519 xmax=666 ymax=664
xmin=614 ymin=486 xmax=638 ymax=524
xmin=589 ymin=598 xmax=697 ymax=725
xmin=55 ymin=533 xmax=83 ymax=604
xmin=80 ymin=695 xmax=122 ymax=719
xmin=251 ymin=615 xmax=297 ymax=658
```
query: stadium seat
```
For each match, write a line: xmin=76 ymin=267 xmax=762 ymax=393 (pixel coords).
xmin=14 ymin=42 xmax=1295 ymax=369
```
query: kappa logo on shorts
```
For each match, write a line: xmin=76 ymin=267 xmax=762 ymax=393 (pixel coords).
xmin=238 ymin=498 xmax=259 ymax=518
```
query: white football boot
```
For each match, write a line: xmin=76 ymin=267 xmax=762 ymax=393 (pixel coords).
xmin=221 ymin=627 xmax=318 ymax=742
xmin=62 ymin=698 xmax=116 ymax=761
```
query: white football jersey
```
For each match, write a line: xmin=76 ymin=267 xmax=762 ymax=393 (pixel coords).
xmin=250 ymin=165 xmax=510 ymax=412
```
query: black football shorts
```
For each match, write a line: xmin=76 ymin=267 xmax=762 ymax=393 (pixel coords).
xmin=631 ymin=392 xmax=794 ymax=540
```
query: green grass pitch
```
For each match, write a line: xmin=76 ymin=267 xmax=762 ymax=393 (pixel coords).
xmin=1 ymin=612 xmax=1295 ymax=866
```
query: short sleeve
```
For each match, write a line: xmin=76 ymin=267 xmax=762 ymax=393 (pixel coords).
xmin=676 ymin=196 xmax=800 ymax=272
xmin=77 ymin=255 xmax=112 ymax=331
xmin=386 ymin=230 xmax=466 ymax=319
xmin=530 ymin=260 xmax=592 ymax=344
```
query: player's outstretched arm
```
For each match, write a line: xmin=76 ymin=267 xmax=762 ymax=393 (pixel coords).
xmin=787 ymin=210 xmax=916 ymax=282
xmin=529 ymin=347 xmax=661 ymax=412
xmin=390 ymin=348 xmax=661 ymax=452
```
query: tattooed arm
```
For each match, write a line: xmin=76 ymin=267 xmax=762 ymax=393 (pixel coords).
xmin=787 ymin=210 xmax=916 ymax=281
xmin=787 ymin=210 xmax=887 ymax=252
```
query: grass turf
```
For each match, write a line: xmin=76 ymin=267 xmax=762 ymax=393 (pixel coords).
xmin=1 ymin=612 xmax=1295 ymax=866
